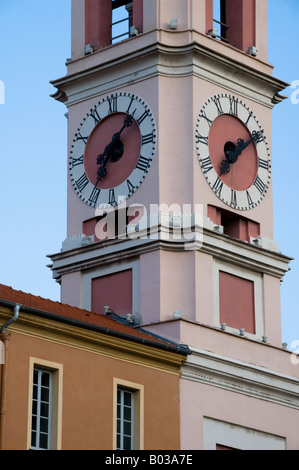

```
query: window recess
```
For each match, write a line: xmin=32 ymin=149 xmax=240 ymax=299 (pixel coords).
xmin=207 ymin=205 xmax=260 ymax=243
xmin=212 ymin=0 xmax=229 ymax=43
xmin=28 ymin=358 xmax=62 ymax=450
xmin=117 ymin=388 xmax=135 ymax=450
xmin=111 ymin=1 xmax=133 ymax=44
xmin=208 ymin=0 xmax=257 ymax=53
xmin=31 ymin=368 xmax=53 ymax=450
xmin=113 ymin=379 xmax=144 ymax=450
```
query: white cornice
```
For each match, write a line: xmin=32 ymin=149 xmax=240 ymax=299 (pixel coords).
xmin=48 ymin=221 xmax=291 ymax=281
xmin=182 ymin=347 xmax=299 ymax=410
xmin=200 ymin=227 xmax=292 ymax=279
xmin=51 ymin=37 xmax=288 ymax=108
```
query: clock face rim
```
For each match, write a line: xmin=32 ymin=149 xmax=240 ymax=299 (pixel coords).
xmin=69 ymin=92 xmax=156 ymax=208
xmin=195 ymin=93 xmax=271 ymax=211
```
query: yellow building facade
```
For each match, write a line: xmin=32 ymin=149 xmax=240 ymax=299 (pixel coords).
xmin=0 ymin=284 xmax=189 ymax=450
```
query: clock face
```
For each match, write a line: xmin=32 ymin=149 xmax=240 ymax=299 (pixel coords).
xmin=69 ymin=92 xmax=156 ymax=207
xmin=196 ymin=94 xmax=271 ymax=211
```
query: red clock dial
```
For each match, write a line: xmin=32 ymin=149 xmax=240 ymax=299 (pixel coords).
xmin=84 ymin=113 xmax=141 ymax=189
xmin=209 ymin=114 xmax=258 ymax=191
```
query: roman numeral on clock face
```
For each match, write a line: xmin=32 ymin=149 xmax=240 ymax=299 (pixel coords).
xmin=136 ymin=155 xmax=150 ymax=172
xmin=212 ymin=177 xmax=223 ymax=197
xmin=200 ymin=156 xmax=213 ymax=173
xmin=71 ymin=154 xmax=84 ymax=167
xmin=245 ymin=111 xmax=253 ymax=126
xmin=88 ymin=187 xmax=101 ymax=205
xmin=254 ymin=175 xmax=266 ymax=194
xmin=109 ymin=189 xmax=116 ymax=205
xmin=212 ymin=96 xmax=224 ymax=115
xmin=231 ymin=190 xmax=237 ymax=207
xmin=90 ymin=108 xmax=101 ymax=125
xmin=136 ymin=110 xmax=149 ymax=126
xmin=246 ymin=190 xmax=254 ymax=207
xmin=108 ymin=96 xmax=118 ymax=114
xmin=126 ymin=96 xmax=137 ymax=117
xmin=229 ymin=97 xmax=238 ymax=116
xmin=76 ymin=132 xmax=88 ymax=144
xmin=141 ymin=133 xmax=154 ymax=145
xmin=200 ymin=111 xmax=213 ymax=128
xmin=127 ymin=179 xmax=136 ymax=193
xmin=196 ymin=130 xmax=209 ymax=146
xmin=258 ymin=157 xmax=269 ymax=170
xmin=76 ymin=173 xmax=89 ymax=192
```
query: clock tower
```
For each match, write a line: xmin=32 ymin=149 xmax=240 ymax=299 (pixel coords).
xmin=50 ymin=0 xmax=299 ymax=449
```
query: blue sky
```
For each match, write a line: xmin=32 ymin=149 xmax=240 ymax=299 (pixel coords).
xmin=0 ymin=1 xmax=298 ymax=349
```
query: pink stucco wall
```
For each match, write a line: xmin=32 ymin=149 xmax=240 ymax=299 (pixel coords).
xmin=180 ymin=378 xmax=299 ymax=450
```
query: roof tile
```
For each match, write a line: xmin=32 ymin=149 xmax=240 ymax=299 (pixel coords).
xmin=0 ymin=283 xmax=172 ymax=349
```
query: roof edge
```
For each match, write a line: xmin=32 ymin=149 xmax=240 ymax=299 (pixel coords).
xmin=0 ymin=298 xmax=191 ymax=356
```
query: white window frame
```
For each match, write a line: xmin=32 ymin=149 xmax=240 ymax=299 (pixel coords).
xmin=113 ymin=378 xmax=144 ymax=450
xmin=27 ymin=358 xmax=63 ymax=450
xmin=31 ymin=368 xmax=53 ymax=450
xmin=117 ymin=388 xmax=135 ymax=450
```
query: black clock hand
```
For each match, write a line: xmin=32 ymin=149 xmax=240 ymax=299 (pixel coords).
xmin=220 ymin=130 xmax=264 ymax=175
xmin=228 ymin=130 xmax=263 ymax=161
xmin=96 ymin=115 xmax=133 ymax=183
xmin=97 ymin=115 xmax=133 ymax=166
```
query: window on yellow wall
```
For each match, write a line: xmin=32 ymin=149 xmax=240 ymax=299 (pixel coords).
xmin=31 ymin=368 xmax=53 ymax=450
xmin=117 ymin=388 xmax=135 ymax=449
xmin=113 ymin=379 xmax=144 ymax=450
xmin=28 ymin=358 xmax=63 ymax=450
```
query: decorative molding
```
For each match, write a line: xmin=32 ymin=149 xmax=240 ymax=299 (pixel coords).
xmin=182 ymin=348 xmax=299 ymax=410
xmin=200 ymin=226 xmax=291 ymax=279
xmin=48 ymin=219 xmax=291 ymax=282
xmin=51 ymin=34 xmax=288 ymax=109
